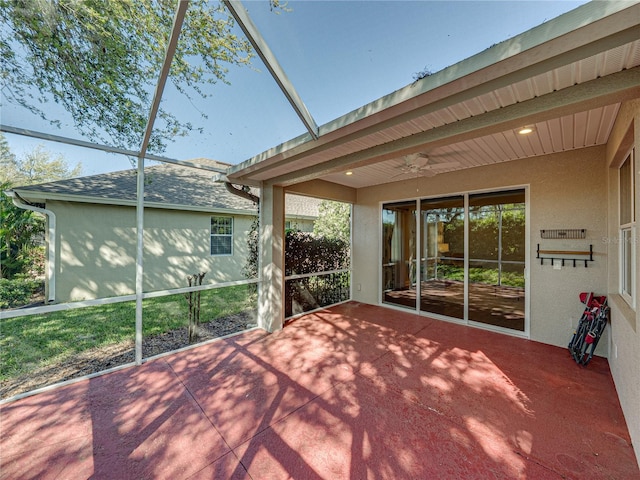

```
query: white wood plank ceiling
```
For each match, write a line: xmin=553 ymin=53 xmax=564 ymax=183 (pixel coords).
xmin=225 ymin=2 xmax=640 ymax=191
xmin=308 ymin=40 xmax=639 ymax=189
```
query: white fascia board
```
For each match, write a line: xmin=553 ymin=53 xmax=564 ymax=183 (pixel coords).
xmin=12 ymin=190 xmax=257 ymax=216
xmin=285 ymin=214 xmax=317 ymax=221
xmin=213 ymin=173 xmax=262 ymax=187
xmin=225 ymin=0 xmax=640 ymax=180
xmin=321 ymin=2 xmax=639 ymax=135
xmin=142 ymin=204 xmax=257 ymax=216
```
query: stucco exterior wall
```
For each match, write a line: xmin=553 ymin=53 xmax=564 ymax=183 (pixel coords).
xmin=286 ymin=217 xmax=315 ymax=233
xmin=605 ymin=98 xmax=640 ymax=467
xmin=353 ymin=146 xmax=609 ymax=352
xmin=49 ymin=202 xmax=256 ymax=301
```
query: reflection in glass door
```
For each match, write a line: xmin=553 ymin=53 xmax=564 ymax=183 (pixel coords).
xmin=420 ymin=196 xmax=465 ymax=319
xmin=382 ymin=201 xmax=417 ymax=309
xmin=468 ymin=190 xmax=526 ymax=331
xmin=382 ymin=189 xmax=526 ymax=332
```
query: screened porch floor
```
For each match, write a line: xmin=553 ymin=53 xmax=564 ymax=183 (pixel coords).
xmin=1 ymin=302 xmax=638 ymax=479
xmin=384 ymin=279 xmax=525 ymax=330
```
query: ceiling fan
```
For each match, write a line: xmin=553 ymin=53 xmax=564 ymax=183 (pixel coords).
xmin=392 ymin=152 xmax=460 ymax=178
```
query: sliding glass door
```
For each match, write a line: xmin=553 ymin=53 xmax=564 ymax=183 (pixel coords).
xmin=420 ymin=196 xmax=464 ymax=319
xmin=468 ymin=190 xmax=526 ymax=331
xmin=382 ymin=201 xmax=417 ymax=309
xmin=382 ymin=188 xmax=526 ymax=333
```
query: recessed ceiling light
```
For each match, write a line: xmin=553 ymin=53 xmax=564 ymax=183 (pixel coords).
xmin=345 ymin=171 xmax=353 ymax=176
xmin=518 ymin=127 xmax=534 ymax=135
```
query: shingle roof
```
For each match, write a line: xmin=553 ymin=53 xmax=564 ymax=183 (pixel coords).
xmin=284 ymin=193 xmax=322 ymax=218
xmin=14 ymin=162 xmax=258 ymax=212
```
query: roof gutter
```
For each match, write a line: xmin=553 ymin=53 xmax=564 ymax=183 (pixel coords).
xmin=224 ymin=182 xmax=260 ymax=205
xmin=6 ymin=191 xmax=56 ymax=303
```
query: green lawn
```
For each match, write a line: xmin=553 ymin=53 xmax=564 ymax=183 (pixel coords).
xmin=0 ymin=284 xmax=256 ymax=382
xmin=430 ymin=264 xmax=525 ymax=287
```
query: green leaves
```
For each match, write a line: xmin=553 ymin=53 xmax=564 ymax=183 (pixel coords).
xmin=285 ymin=231 xmax=350 ymax=276
xmin=313 ymin=200 xmax=351 ymax=244
xmin=0 ymin=134 xmax=81 ymax=279
xmin=0 ymin=146 xmax=82 ymax=187
xmin=1 ymin=0 xmax=258 ymax=152
xmin=0 ymin=181 xmax=45 ymax=279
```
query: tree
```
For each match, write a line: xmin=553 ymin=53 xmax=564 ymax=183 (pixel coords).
xmin=0 ymin=181 xmax=44 ymax=279
xmin=0 ymin=1 xmax=282 ymax=153
xmin=0 ymin=134 xmax=81 ymax=278
xmin=0 ymin=131 xmax=15 ymax=166
xmin=313 ymin=200 xmax=351 ymax=244
xmin=0 ymin=139 xmax=82 ymax=187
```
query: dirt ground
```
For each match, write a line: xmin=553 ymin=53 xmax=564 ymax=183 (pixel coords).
xmin=1 ymin=312 xmax=255 ymax=400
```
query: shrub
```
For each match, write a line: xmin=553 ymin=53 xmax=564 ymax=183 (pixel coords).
xmin=21 ymin=246 xmax=45 ymax=277
xmin=284 ymin=231 xmax=350 ymax=317
xmin=285 ymin=231 xmax=349 ymax=276
xmin=0 ymin=277 xmax=40 ymax=309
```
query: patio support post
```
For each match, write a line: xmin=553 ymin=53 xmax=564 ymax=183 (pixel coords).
xmin=258 ymin=182 xmax=285 ymax=332
xmin=135 ymin=159 xmax=144 ymax=365
xmin=133 ymin=0 xmax=188 ymax=365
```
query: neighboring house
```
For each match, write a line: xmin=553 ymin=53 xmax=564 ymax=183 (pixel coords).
xmin=7 ymin=160 xmax=319 ymax=302
xmin=282 ymin=194 xmax=317 ymax=233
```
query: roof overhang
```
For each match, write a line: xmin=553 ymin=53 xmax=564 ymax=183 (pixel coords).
xmin=7 ymin=188 xmax=258 ymax=216
xmin=225 ymin=0 xmax=640 ymax=190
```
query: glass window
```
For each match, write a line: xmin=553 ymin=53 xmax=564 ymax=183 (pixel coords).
xmin=620 ymin=152 xmax=634 ymax=225
xmin=620 ymin=149 xmax=635 ymax=306
xmin=621 ymin=228 xmax=634 ymax=299
xmin=211 ymin=216 xmax=233 ymax=256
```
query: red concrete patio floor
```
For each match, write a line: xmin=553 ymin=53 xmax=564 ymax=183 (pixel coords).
xmin=1 ymin=302 xmax=638 ymax=479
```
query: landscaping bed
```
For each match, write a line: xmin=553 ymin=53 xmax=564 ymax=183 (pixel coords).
xmin=0 ymin=311 xmax=255 ymax=400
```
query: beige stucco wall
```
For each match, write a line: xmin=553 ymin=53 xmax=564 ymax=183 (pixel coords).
xmin=353 ymin=146 xmax=609 ymax=352
xmin=605 ymin=98 xmax=640 ymax=467
xmin=49 ymin=202 xmax=256 ymax=301
xmin=286 ymin=217 xmax=315 ymax=233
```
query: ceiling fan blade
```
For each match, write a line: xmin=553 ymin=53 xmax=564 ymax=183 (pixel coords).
xmin=413 ymin=155 xmax=430 ymax=168
xmin=426 ymin=161 xmax=460 ymax=170
xmin=404 ymin=152 xmax=424 ymax=164
xmin=426 ymin=151 xmax=463 ymax=159
xmin=390 ymin=170 xmax=411 ymax=179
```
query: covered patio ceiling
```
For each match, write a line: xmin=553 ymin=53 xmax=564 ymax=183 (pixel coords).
xmin=224 ymin=1 xmax=640 ymax=191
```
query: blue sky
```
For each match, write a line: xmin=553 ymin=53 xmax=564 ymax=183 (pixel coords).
xmin=3 ymin=0 xmax=588 ymax=177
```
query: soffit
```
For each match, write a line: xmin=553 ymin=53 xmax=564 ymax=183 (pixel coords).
xmin=225 ymin=2 xmax=640 ymax=190
xmin=257 ymin=55 xmax=637 ymax=188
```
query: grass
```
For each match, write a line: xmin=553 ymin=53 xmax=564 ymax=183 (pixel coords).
xmin=0 ymin=284 xmax=257 ymax=383
xmin=432 ymin=264 xmax=525 ymax=287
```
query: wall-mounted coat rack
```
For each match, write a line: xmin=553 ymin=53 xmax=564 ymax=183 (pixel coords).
xmin=537 ymin=244 xmax=593 ymax=267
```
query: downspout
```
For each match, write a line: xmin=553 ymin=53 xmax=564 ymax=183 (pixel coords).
xmin=6 ymin=191 xmax=56 ymax=303
xmin=225 ymin=182 xmax=260 ymax=205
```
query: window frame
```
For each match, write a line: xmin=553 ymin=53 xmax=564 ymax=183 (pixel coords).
xmin=619 ymin=148 xmax=636 ymax=308
xmin=210 ymin=215 xmax=234 ymax=256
